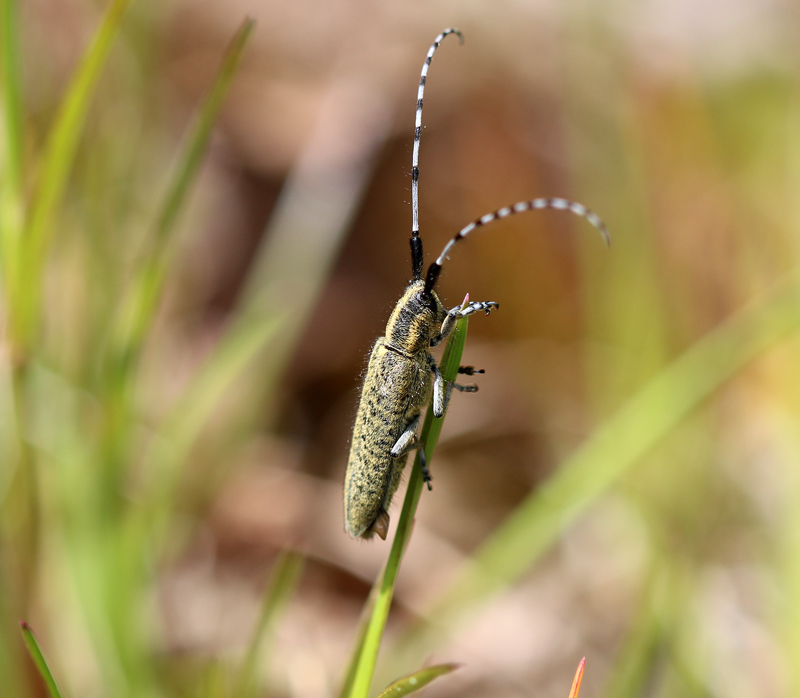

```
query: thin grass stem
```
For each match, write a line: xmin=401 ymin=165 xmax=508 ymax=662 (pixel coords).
xmin=343 ymin=312 xmax=471 ymax=698
xmin=19 ymin=622 xmax=63 ymax=698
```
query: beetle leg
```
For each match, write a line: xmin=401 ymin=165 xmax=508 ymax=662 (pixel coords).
xmin=458 ymin=365 xmax=485 ymax=375
xmin=429 ymin=354 xmax=481 ymax=417
xmin=404 ymin=441 xmax=432 ymax=490
xmin=390 ymin=416 xmax=420 ymax=457
xmin=427 ymin=354 xmax=446 ymax=417
xmin=442 ymin=380 xmax=478 ymax=413
xmin=430 ymin=300 xmax=499 ymax=347
xmin=390 ymin=416 xmax=432 ymax=490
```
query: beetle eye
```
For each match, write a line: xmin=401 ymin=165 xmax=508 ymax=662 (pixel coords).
xmin=420 ymin=293 xmax=438 ymax=313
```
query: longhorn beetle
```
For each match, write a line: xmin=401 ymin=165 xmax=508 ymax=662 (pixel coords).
xmin=343 ymin=28 xmax=610 ymax=540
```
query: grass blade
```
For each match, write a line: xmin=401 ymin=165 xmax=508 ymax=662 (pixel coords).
xmin=112 ymin=17 xmax=255 ymax=354
xmin=343 ymin=309 xmax=471 ymax=698
xmin=234 ymin=549 xmax=304 ymax=698
xmin=105 ymin=18 xmax=257 ymax=539
xmin=599 ymin=555 xmax=679 ymax=698
xmin=16 ymin=0 xmax=132 ymax=349
xmin=143 ymin=74 xmax=390 ymax=549
xmin=0 ymin=0 xmax=25 ymax=358
xmin=26 ymin=0 xmax=131 ymax=255
xmin=375 ymin=663 xmax=460 ymax=698
xmin=568 ymin=658 xmax=585 ymax=698
xmin=154 ymin=17 xmax=254 ymax=248
xmin=19 ymin=622 xmax=63 ymax=698
xmin=1 ymin=0 xmax=23 ymax=192
xmin=424 ymin=270 xmax=800 ymax=630
xmin=338 ymin=562 xmax=387 ymax=698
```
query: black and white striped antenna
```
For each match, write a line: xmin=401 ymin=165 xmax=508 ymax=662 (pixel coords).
xmin=424 ymin=197 xmax=610 ymax=293
xmin=410 ymin=28 xmax=462 ymax=282
xmin=408 ymin=28 xmax=610 ymax=294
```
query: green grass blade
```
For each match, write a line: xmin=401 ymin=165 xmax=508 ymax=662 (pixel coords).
xmin=1 ymin=0 xmax=27 ymax=337
xmin=142 ymin=312 xmax=286 ymax=538
xmin=343 ymin=312 xmax=471 ymax=698
xmin=142 ymin=72 xmax=389 ymax=544
xmin=599 ymin=555 xmax=672 ymax=698
xmin=15 ymin=0 xmax=132 ymax=349
xmin=234 ymin=549 xmax=304 ymax=698
xmin=112 ymin=17 xmax=255 ymax=354
xmin=27 ymin=0 xmax=130 ymax=256
xmin=337 ymin=564 xmax=383 ymax=698
xmin=1 ymin=0 xmax=23 ymax=192
xmin=26 ymin=0 xmax=131 ymax=255
xmin=104 ymin=18 xmax=257 ymax=536
xmin=19 ymin=621 xmax=64 ymax=698
xmin=425 ymin=270 xmax=800 ymax=629
xmin=375 ymin=663 xmax=460 ymax=698
xmin=153 ymin=17 xmax=253 ymax=247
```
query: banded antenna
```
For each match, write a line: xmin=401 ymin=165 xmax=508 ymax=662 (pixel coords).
xmin=424 ymin=197 xmax=610 ymax=294
xmin=411 ymin=28 xmax=463 ymax=282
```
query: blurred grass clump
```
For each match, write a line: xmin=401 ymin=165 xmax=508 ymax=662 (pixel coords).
xmin=3 ymin=1 xmax=800 ymax=698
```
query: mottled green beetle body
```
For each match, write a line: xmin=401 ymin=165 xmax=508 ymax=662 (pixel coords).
xmin=344 ymin=282 xmax=445 ymax=539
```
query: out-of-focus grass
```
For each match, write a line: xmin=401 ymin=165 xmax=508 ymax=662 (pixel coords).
xmin=3 ymin=4 xmax=800 ymax=698
xmin=235 ymin=550 xmax=305 ymax=698
xmin=0 ymin=7 xmax=286 ymax=696
xmin=403 ymin=268 xmax=800 ymax=633
xmin=11 ymin=0 xmax=133 ymax=355
xmin=374 ymin=663 xmax=460 ymax=698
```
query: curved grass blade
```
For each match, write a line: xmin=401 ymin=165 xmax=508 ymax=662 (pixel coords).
xmin=568 ymin=658 xmax=585 ymax=698
xmin=343 ymin=306 xmax=471 ymax=698
xmin=376 ymin=663 xmax=460 ymax=698
xmin=19 ymin=621 xmax=63 ymax=698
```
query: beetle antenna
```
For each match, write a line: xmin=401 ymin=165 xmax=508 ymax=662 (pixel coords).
xmin=424 ymin=197 xmax=610 ymax=293
xmin=411 ymin=28 xmax=463 ymax=281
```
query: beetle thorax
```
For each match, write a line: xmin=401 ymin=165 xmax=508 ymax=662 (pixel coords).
xmin=384 ymin=281 xmax=444 ymax=356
